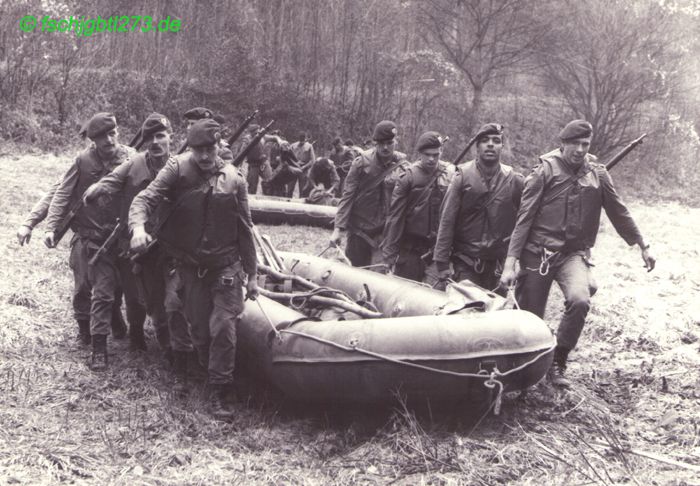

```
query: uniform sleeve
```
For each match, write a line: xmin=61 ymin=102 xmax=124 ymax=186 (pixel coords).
xmin=507 ymin=165 xmax=546 ymax=258
xmin=21 ymin=178 xmax=61 ymax=229
xmin=334 ymin=156 xmax=362 ymax=230
xmin=89 ymin=160 xmax=131 ymax=199
xmin=129 ymin=159 xmax=179 ymax=232
xmin=381 ymin=172 xmax=412 ymax=263
xmin=328 ymin=165 xmax=340 ymax=193
xmin=45 ymin=160 xmax=80 ymax=232
xmin=235 ymin=178 xmax=257 ymax=276
xmin=599 ymin=168 xmax=643 ymax=246
xmin=512 ymin=172 xmax=525 ymax=209
xmin=432 ymin=169 xmax=463 ymax=264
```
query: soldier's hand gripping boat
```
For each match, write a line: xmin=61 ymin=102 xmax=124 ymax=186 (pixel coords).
xmin=237 ymin=237 xmax=555 ymax=407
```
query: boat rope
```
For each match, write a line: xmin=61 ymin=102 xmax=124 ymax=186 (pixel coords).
xmin=275 ymin=327 xmax=556 ymax=413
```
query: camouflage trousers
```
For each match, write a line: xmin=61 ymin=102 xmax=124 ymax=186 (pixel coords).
xmin=515 ymin=250 xmax=597 ymax=351
xmin=180 ymin=262 xmax=245 ymax=385
xmin=68 ymin=236 xmax=122 ymax=323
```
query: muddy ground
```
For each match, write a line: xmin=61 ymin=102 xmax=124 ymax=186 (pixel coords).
xmin=0 ymin=153 xmax=698 ymax=485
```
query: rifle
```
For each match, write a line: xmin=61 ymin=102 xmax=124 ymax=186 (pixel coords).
xmin=453 ymin=133 xmax=481 ymax=166
xmin=177 ymin=109 xmax=259 ymax=155
xmin=541 ymin=133 xmax=647 ymax=206
xmin=88 ymin=218 xmax=125 ymax=266
xmin=231 ymin=120 xmax=275 ymax=166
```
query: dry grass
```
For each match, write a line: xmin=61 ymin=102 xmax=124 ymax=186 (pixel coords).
xmin=1 ymin=151 xmax=699 ymax=485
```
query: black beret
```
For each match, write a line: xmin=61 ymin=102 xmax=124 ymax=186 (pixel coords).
xmin=187 ymin=119 xmax=221 ymax=148
xmin=183 ymin=107 xmax=213 ymax=121
xmin=81 ymin=112 xmax=117 ymax=139
xmin=415 ymin=131 xmax=443 ymax=152
xmin=559 ymin=119 xmax=593 ymax=141
xmin=474 ymin=123 xmax=504 ymax=141
xmin=141 ymin=113 xmax=171 ymax=141
xmin=372 ymin=120 xmax=398 ymax=142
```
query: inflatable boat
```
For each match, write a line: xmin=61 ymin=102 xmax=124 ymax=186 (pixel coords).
xmin=248 ymin=194 xmax=336 ymax=228
xmin=236 ymin=249 xmax=555 ymax=406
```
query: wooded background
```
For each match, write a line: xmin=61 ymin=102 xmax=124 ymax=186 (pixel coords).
xmin=1 ymin=0 xmax=699 ymax=203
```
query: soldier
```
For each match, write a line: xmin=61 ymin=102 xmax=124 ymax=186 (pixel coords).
xmin=305 ymin=157 xmax=340 ymax=206
xmin=290 ymin=132 xmax=316 ymax=198
xmin=130 ymin=119 xmax=259 ymax=418
xmin=239 ymin=124 xmax=267 ymax=194
xmin=266 ymin=139 xmax=303 ymax=197
xmin=330 ymin=120 xmax=408 ymax=269
xmin=329 ymin=137 xmax=354 ymax=195
xmin=433 ymin=124 xmax=524 ymax=293
xmin=82 ymin=114 xmax=193 ymax=390
xmin=16 ymin=178 xmax=127 ymax=344
xmin=500 ymin=120 xmax=656 ymax=387
xmin=43 ymin=113 xmax=133 ymax=370
xmin=382 ymin=131 xmax=455 ymax=284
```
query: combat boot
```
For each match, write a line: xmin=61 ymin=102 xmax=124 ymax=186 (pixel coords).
xmin=90 ymin=334 xmax=109 ymax=371
xmin=548 ymin=347 xmax=571 ymax=388
xmin=210 ymin=384 xmax=235 ymax=420
xmin=172 ymin=351 xmax=189 ymax=396
xmin=110 ymin=309 xmax=127 ymax=339
xmin=76 ymin=319 xmax=91 ymax=346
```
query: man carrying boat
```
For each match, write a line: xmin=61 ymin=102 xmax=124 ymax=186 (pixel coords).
xmin=130 ymin=119 xmax=259 ymax=419
xmin=43 ymin=112 xmax=135 ymax=370
xmin=433 ymin=123 xmax=524 ymax=293
xmin=500 ymin=120 xmax=656 ymax=387
xmin=82 ymin=113 xmax=192 ymax=391
xmin=331 ymin=120 xmax=409 ymax=269
xmin=382 ymin=131 xmax=455 ymax=284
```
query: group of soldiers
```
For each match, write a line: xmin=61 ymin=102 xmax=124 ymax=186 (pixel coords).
xmin=16 ymin=109 xmax=656 ymax=421
xmin=17 ymin=108 xmax=258 ymax=419
xmin=330 ymin=119 xmax=656 ymax=387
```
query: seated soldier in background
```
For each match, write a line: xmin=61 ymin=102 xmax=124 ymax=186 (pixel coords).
xmin=305 ymin=157 xmax=340 ymax=206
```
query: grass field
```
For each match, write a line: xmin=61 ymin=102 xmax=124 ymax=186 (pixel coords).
xmin=1 ymin=152 xmax=699 ymax=485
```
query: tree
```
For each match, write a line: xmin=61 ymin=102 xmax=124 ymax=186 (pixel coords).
xmin=417 ymin=0 xmax=545 ymax=133
xmin=537 ymin=0 xmax=685 ymax=155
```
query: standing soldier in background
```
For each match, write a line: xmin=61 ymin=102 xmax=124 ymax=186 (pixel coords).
xmin=500 ymin=120 xmax=656 ymax=387
xmin=331 ymin=120 xmax=408 ymax=269
xmin=382 ymin=131 xmax=454 ymax=284
xmin=290 ymin=132 xmax=316 ymax=198
xmin=239 ymin=124 xmax=267 ymax=194
xmin=433 ymin=124 xmax=524 ymax=293
xmin=16 ymin=176 xmax=127 ymax=344
xmin=329 ymin=137 xmax=353 ymax=196
xmin=130 ymin=119 xmax=259 ymax=418
xmin=82 ymin=114 xmax=193 ymax=391
xmin=43 ymin=113 xmax=134 ymax=370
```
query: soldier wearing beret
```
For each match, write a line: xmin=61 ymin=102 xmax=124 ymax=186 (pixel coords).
xmin=382 ymin=131 xmax=455 ymax=283
xmin=44 ymin=112 xmax=134 ymax=370
xmin=182 ymin=107 xmax=233 ymax=162
xmin=331 ymin=120 xmax=408 ymax=269
xmin=17 ymin=174 xmax=127 ymax=344
xmin=433 ymin=123 xmax=524 ymax=292
xmin=83 ymin=114 xmax=193 ymax=390
xmin=500 ymin=120 xmax=656 ymax=387
xmin=130 ymin=119 xmax=259 ymax=418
